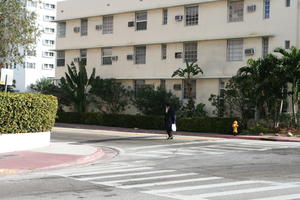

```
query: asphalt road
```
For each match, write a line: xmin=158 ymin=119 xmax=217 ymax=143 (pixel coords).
xmin=1 ymin=127 xmax=300 ymax=200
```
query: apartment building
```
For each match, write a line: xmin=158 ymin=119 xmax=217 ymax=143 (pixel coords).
xmin=11 ymin=0 xmax=57 ymax=92
xmin=54 ymin=0 xmax=299 ymax=114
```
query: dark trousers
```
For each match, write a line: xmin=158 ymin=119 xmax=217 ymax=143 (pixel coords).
xmin=167 ymin=130 xmax=172 ymax=137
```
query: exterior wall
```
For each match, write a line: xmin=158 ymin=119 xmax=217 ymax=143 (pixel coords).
xmin=55 ymin=38 xmax=262 ymax=80
xmin=54 ymin=0 xmax=300 ymax=115
xmin=13 ymin=0 xmax=57 ymax=92
xmin=56 ymin=0 xmax=298 ymax=50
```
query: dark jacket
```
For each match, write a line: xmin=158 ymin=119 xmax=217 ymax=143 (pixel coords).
xmin=165 ymin=107 xmax=176 ymax=131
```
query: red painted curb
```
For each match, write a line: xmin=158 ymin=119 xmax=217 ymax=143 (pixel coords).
xmin=0 ymin=147 xmax=110 ymax=176
xmin=36 ymin=147 xmax=105 ymax=171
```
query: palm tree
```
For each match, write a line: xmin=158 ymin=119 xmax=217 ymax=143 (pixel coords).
xmin=274 ymin=46 xmax=300 ymax=126
xmin=237 ymin=58 xmax=261 ymax=120
xmin=59 ymin=61 xmax=96 ymax=113
xmin=172 ymin=60 xmax=203 ymax=116
xmin=237 ymin=55 xmax=285 ymax=124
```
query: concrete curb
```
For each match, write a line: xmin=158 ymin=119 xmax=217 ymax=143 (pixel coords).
xmin=175 ymin=132 xmax=300 ymax=142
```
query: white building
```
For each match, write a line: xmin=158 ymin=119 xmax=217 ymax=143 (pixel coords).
xmin=12 ymin=0 xmax=57 ymax=92
xmin=54 ymin=0 xmax=299 ymax=115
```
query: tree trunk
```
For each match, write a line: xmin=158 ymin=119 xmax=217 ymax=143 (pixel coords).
xmin=254 ymin=105 xmax=260 ymax=121
xmin=275 ymin=99 xmax=284 ymax=128
xmin=292 ymin=84 xmax=297 ymax=126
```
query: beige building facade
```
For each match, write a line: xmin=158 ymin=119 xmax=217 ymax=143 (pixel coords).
xmin=54 ymin=0 xmax=300 ymax=115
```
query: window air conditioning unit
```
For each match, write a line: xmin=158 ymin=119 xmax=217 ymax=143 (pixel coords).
xmin=95 ymin=24 xmax=103 ymax=30
xmin=247 ymin=5 xmax=256 ymax=12
xmin=245 ymin=48 xmax=255 ymax=55
xmin=175 ymin=52 xmax=182 ymax=58
xmin=127 ymin=54 xmax=134 ymax=60
xmin=128 ymin=21 xmax=135 ymax=27
xmin=175 ymin=15 xmax=183 ymax=21
xmin=73 ymin=27 xmax=80 ymax=33
xmin=74 ymin=57 xmax=80 ymax=62
xmin=111 ymin=56 xmax=118 ymax=61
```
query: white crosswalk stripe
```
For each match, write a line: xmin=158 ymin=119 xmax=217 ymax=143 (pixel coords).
xmin=251 ymin=194 xmax=300 ymax=200
xmin=63 ymin=166 xmax=153 ymax=177
xmin=78 ymin=169 xmax=176 ymax=181
xmin=143 ymin=180 xmax=268 ymax=194
xmin=117 ymin=177 xmax=222 ymax=189
xmin=94 ymin=173 xmax=200 ymax=187
xmin=154 ymin=184 xmax=300 ymax=200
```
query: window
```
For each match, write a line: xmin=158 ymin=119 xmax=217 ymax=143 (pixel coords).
xmin=80 ymin=49 xmax=87 ymax=65
xmin=43 ymin=51 xmax=54 ymax=57
xmin=135 ymin=46 xmax=146 ymax=64
xmin=43 ymin=64 xmax=54 ymax=69
xmin=161 ymin=44 xmax=167 ymax=60
xmin=184 ymin=42 xmax=197 ymax=62
xmin=6 ymin=63 xmax=16 ymax=69
xmin=185 ymin=6 xmax=198 ymax=26
xmin=136 ymin=11 xmax=147 ymax=31
xmin=263 ymin=0 xmax=270 ymax=19
xmin=102 ymin=48 xmax=112 ymax=65
xmin=24 ymin=62 xmax=36 ymax=69
xmin=228 ymin=0 xmax=244 ymax=22
xmin=262 ymin=37 xmax=269 ymax=58
xmin=44 ymin=27 xmax=55 ymax=34
xmin=286 ymin=0 xmax=291 ymax=7
xmin=103 ymin=16 xmax=113 ymax=34
xmin=218 ymin=79 xmax=226 ymax=117
xmin=44 ymin=3 xmax=55 ymax=9
xmin=285 ymin=40 xmax=290 ymax=49
xmin=44 ymin=15 xmax=55 ymax=21
xmin=81 ymin=19 xmax=88 ymax=36
xmin=26 ymin=50 xmax=36 ymax=56
xmin=27 ymin=1 xmax=37 ymax=7
xmin=183 ymin=80 xmax=196 ymax=99
xmin=43 ymin=39 xmax=54 ymax=46
xmin=160 ymin=79 xmax=166 ymax=89
xmin=134 ymin=80 xmax=145 ymax=96
xmin=57 ymin=22 xmax=66 ymax=37
xmin=227 ymin=39 xmax=243 ymax=61
xmin=56 ymin=51 xmax=65 ymax=67
xmin=162 ymin=8 xmax=168 ymax=25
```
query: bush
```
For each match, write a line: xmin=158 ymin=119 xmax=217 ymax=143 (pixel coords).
xmin=133 ymin=86 xmax=182 ymax=116
xmin=0 ymin=92 xmax=58 ymax=134
xmin=57 ymin=112 xmax=236 ymax=134
xmin=177 ymin=117 xmax=237 ymax=134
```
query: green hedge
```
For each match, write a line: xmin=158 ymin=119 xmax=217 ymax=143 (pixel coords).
xmin=57 ymin=112 xmax=237 ymax=134
xmin=0 ymin=92 xmax=58 ymax=134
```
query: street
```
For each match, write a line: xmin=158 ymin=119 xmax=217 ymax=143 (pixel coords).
xmin=1 ymin=127 xmax=300 ymax=200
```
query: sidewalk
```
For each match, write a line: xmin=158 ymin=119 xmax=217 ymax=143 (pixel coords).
xmin=56 ymin=123 xmax=300 ymax=143
xmin=0 ymin=142 xmax=117 ymax=176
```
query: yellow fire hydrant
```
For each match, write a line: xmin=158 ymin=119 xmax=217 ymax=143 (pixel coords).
xmin=232 ymin=120 xmax=239 ymax=136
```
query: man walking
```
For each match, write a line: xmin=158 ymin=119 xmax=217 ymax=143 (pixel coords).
xmin=165 ymin=103 xmax=176 ymax=140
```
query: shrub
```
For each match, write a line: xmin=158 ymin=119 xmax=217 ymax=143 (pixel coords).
xmin=0 ymin=92 xmax=58 ymax=134
xmin=57 ymin=112 xmax=236 ymax=134
xmin=133 ymin=86 xmax=182 ymax=116
xmin=90 ymin=78 xmax=131 ymax=114
xmin=177 ymin=117 xmax=237 ymax=134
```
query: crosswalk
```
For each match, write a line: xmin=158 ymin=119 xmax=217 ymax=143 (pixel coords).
xmin=126 ymin=139 xmax=300 ymax=158
xmin=53 ymin=161 xmax=300 ymax=200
